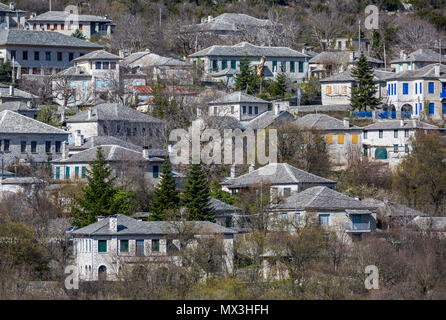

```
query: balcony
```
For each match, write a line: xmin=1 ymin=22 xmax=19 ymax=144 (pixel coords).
xmin=345 ymin=221 xmax=371 ymax=232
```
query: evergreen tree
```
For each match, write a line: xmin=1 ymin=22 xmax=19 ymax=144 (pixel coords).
xmin=235 ymin=55 xmax=258 ymax=94
xmin=210 ymin=181 xmax=235 ymax=205
xmin=73 ymin=147 xmax=131 ymax=227
xmin=182 ymin=163 xmax=215 ymax=222
xmin=0 ymin=61 xmax=12 ymax=84
xmin=269 ymin=72 xmax=287 ymax=97
xmin=149 ymin=157 xmax=180 ymax=221
xmin=71 ymin=29 xmax=86 ymax=40
xmin=350 ymin=53 xmax=381 ymax=111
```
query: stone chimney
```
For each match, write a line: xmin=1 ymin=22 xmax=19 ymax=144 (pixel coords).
xmin=343 ymin=117 xmax=350 ymax=128
xmin=400 ymin=50 xmax=405 ymax=59
xmin=434 ymin=65 xmax=440 ymax=76
xmin=97 ymin=216 xmax=105 ymax=222
xmin=9 ymin=85 xmax=14 ymax=96
xmin=249 ymin=163 xmax=256 ymax=173
xmin=87 ymin=109 xmax=92 ymax=119
xmin=142 ymin=146 xmax=149 ymax=159
xmin=208 ymin=15 xmax=213 ymax=22
xmin=274 ymin=104 xmax=280 ymax=116
xmin=230 ymin=165 xmax=237 ymax=178
xmin=74 ymin=130 xmax=83 ymax=147
xmin=109 ymin=215 xmax=118 ymax=232
xmin=26 ymin=100 xmax=32 ymax=108
xmin=9 ymin=2 xmax=15 ymax=10
xmin=62 ymin=141 xmax=68 ymax=159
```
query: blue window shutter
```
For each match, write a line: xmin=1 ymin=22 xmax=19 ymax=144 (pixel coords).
xmin=442 ymin=103 xmax=446 ymax=114
xmin=429 ymin=82 xmax=434 ymax=94
xmin=415 ymin=83 xmax=417 ymax=94
xmin=420 ymin=83 xmax=422 ymax=94
xmin=429 ymin=103 xmax=435 ymax=115
xmin=403 ymin=83 xmax=408 ymax=94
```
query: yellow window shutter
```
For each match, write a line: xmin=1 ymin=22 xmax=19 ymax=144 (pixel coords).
xmin=352 ymin=134 xmax=358 ymax=144
xmin=326 ymin=134 xmax=333 ymax=144
xmin=338 ymin=134 xmax=344 ymax=144
xmin=326 ymin=85 xmax=332 ymax=94
xmin=342 ymin=85 xmax=347 ymax=94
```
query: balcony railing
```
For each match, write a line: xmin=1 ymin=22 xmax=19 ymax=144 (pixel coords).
xmin=345 ymin=221 xmax=371 ymax=232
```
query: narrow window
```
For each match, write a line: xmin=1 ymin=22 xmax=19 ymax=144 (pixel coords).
xmin=57 ymin=52 xmax=63 ymax=61
xmin=429 ymin=82 xmax=435 ymax=94
xmin=379 ymin=130 xmax=383 ymax=139
xmin=326 ymin=134 xmax=333 ymax=144
xmin=34 ymin=51 xmax=39 ymax=61
xmin=68 ymin=52 xmax=74 ymax=61
xmin=21 ymin=141 xmax=26 ymax=153
xmin=298 ymin=61 xmax=304 ymax=73
xmin=153 ymin=165 xmax=159 ymax=178
xmin=22 ymin=51 xmax=28 ymax=60
xmin=55 ymin=141 xmax=61 ymax=153
xmin=65 ymin=167 xmax=70 ymax=179
xmin=55 ymin=167 xmax=60 ymax=179
xmin=290 ymin=61 xmax=295 ymax=73
xmin=394 ymin=144 xmax=398 ymax=153
xmin=352 ymin=134 xmax=358 ymax=144
xmin=363 ymin=131 xmax=367 ymax=139
xmin=31 ymin=141 xmax=37 ymax=153
xmin=403 ymin=83 xmax=408 ymax=95
xmin=272 ymin=60 xmax=277 ymax=72
xmin=429 ymin=103 xmax=435 ymax=115
xmin=75 ymin=166 xmax=79 ymax=178
xmin=337 ymin=134 xmax=344 ymax=144
xmin=45 ymin=141 xmax=51 ymax=153
xmin=81 ymin=167 xmax=86 ymax=178
xmin=394 ymin=130 xmax=398 ymax=138
xmin=45 ymin=51 xmax=51 ymax=61
xmin=98 ymin=240 xmax=107 ymax=253
xmin=152 ymin=239 xmax=160 ymax=252
xmin=136 ymin=240 xmax=144 ymax=256
xmin=120 ymin=240 xmax=129 ymax=253
xmin=404 ymin=129 xmax=409 ymax=138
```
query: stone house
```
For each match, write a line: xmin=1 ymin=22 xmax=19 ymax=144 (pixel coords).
xmin=27 ymin=9 xmax=115 ymax=40
xmin=390 ymin=49 xmax=445 ymax=73
xmin=0 ymin=2 xmax=26 ymax=30
xmin=0 ymin=110 xmax=68 ymax=166
xmin=294 ymin=114 xmax=363 ymax=169
xmin=65 ymin=103 xmax=165 ymax=148
xmin=71 ymin=214 xmax=237 ymax=281
xmin=0 ymin=84 xmax=38 ymax=104
xmin=0 ymin=101 xmax=39 ymax=119
xmin=362 ymin=119 xmax=440 ymax=169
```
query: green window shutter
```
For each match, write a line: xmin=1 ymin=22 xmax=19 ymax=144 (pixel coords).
xmin=298 ymin=61 xmax=304 ymax=73
xmin=75 ymin=166 xmax=79 ymax=178
xmin=98 ymin=240 xmax=107 ymax=253
xmin=120 ymin=240 xmax=129 ymax=253
xmin=81 ymin=166 xmax=86 ymax=178
xmin=290 ymin=61 xmax=295 ymax=72
xmin=152 ymin=239 xmax=160 ymax=252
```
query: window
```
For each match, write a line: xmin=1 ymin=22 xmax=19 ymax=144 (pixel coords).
xmin=363 ymin=131 xmax=367 ymax=139
xmin=429 ymin=103 xmax=435 ymax=115
xmin=222 ymin=60 xmax=227 ymax=70
xmin=403 ymin=83 xmax=408 ymax=95
xmin=248 ymin=106 xmax=252 ymax=114
xmin=110 ymin=62 xmax=116 ymax=69
xmin=120 ymin=240 xmax=129 ymax=253
xmin=61 ymin=24 xmax=64 ymax=30
xmin=10 ymin=50 xmax=16 ymax=59
xmin=394 ymin=144 xmax=398 ymax=153
xmin=298 ymin=61 xmax=304 ymax=73
xmin=379 ymin=130 xmax=383 ymax=139
xmin=337 ymin=134 xmax=344 ymax=144
xmin=55 ymin=141 xmax=61 ymax=153
xmin=21 ymin=141 xmax=26 ymax=153
xmin=283 ymin=188 xmax=291 ymax=197
xmin=153 ymin=165 xmax=159 ymax=178
xmin=57 ymin=52 xmax=63 ymax=61
xmin=34 ymin=51 xmax=39 ymax=61
xmin=45 ymin=141 xmax=51 ymax=153
xmin=33 ymin=24 xmax=37 ymax=30
xmin=82 ymin=81 xmax=87 ymax=89
xmin=212 ymin=60 xmax=218 ymax=72
xmin=280 ymin=61 xmax=286 ymax=72
xmin=55 ymin=167 xmax=60 ymax=179
xmin=22 ymin=51 xmax=28 ymax=60
xmin=352 ymin=134 xmax=358 ymax=144
xmin=394 ymin=130 xmax=398 ymax=138
xmin=404 ymin=129 xmax=409 ymax=138
xmin=213 ymin=106 xmax=218 ymax=115
xmin=65 ymin=167 xmax=70 ymax=179
xmin=429 ymin=82 xmax=435 ymax=94
xmin=326 ymin=134 xmax=333 ymax=144
xmin=405 ymin=144 xmax=409 ymax=153
xmin=68 ymin=52 xmax=74 ymax=61
xmin=96 ymin=80 xmax=101 ymax=88
xmin=242 ymin=106 xmax=246 ymax=114
xmin=230 ymin=60 xmax=236 ymax=69
xmin=98 ymin=240 xmax=107 ymax=253
xmin=31 ymin=141 xmax=37 ymax=153
xmin=81 ymin=167 xmax=86 ymax=178
xmin=419 ymin=82 xmax=422 ymax=94
xmin=103 ymin=80 xmax=108 ymax=88
xmin=135 ymin=239 xmax=145 ymax=256
xmin=47 ymin=23 xmax=50 ymax=30
xmin=363 ymin=146 xmax=368 ymax=157
xmin=95 ymin=62 xmax=101 ymax=69
xmin=290 ymin=61 xmax=295 ymax=72
xmin=272 ymin=61 xmax=277 ymax=72
xmin=79 ymin=24 xmax=83 ymax=30
xmin=75 ymin=166 xmax=79 ymax=178
xmin=152 ymin=239 xmax=160 ymax=252
xmin=319 ymin=214 xmax=330 ymax=226
xmin=295 ymin=213 xmax=300 ymax=224
xmin=254 ymin=106 xmax=258 ymax=114
xmin=282 ymin=213 xmax=288 ymax=220
xmin=231 ymin=105 xmax=234 ymax=114
xmin=103 ymin=61 xmax=109 ymax=70
xmin=45 ymin=52 xmax=51 ymax=61
xmin=443 ymin=103 xmax=446 ymax=114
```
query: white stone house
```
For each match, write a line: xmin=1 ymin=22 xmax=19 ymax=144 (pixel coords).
xmin=27 ymin=9 xmax=115 ymax=40
xmin=0 ymin=29 xmax=102 ymax=79
xmin=385 ymin=64 xmax=446 ymax=120
xmin=390 ymin=48 xmax=445 ymax=73
xmin=0 ymin=110 xmax=68 ymax=166
xmin=294 ymin=114 xmax=363 ymax=169
xmin=65 ymin=103 xmax=165 ymax=148
xmin=221 ymin=162 xmax=336 ymax=199
xmin=71 ymin=214 xmax=237 ymax=281
xmin=362 ymin=119 xmax=440 ymax=169
xmin=188 ymin=42 xmax=310 ymax=86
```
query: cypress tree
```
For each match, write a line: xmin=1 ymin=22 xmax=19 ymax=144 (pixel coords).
xmin=73 ymin=147 xmax=119 ymax=227
xmin=182 ymin=163 xmax=215 ymax=222
xmin=350 ymin=53 xmax=381 ymax=111
xmin=149 ymin=157 xmax=180 ymax=221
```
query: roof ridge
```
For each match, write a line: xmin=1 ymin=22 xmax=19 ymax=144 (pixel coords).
xmin=306 ymin=186 xmax=326 ymax=206
xmin=283 ymin=163 xmax=299 ymax=183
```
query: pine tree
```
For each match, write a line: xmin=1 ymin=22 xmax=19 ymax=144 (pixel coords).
xmin=0 ymin=61 xmax=12 ymax=84
xmin=235 ymin=55 xmax=258 ymax=94
xmin=269 ymin=72 xmax=287 ymax=98
xmin=182 ymin=163 xmax=215 ymax=222
xmin=350 ymin=53 xmax=381 ymax=111
xmin=149 ymin=157 xmax=180 ymax=221
xmin=210 ymin=181 xmax=235 ymax=205
xmin=71 ymin=29 xmax=86 ymax=40
xmin=73 ymin=147 xmax=120 ymax=227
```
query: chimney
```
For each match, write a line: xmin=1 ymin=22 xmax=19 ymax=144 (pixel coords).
xmin=87 ymin=109 xmax=92 ymax=119
xmin=109 ymin=215 xmax=118 ymax=232
xmin=9 ymin=2 xmax=15 ymax=11
xmin=26 ymin=100 xmax=32 ymax=108
xmin=142 ymin=146 xmax=149 ymax=159
xmin=343 ymin=117 xmax=350 ymax=128
xmin=274 ymin=104 xmax=280 ymax=116
xmin=208 ymin=15 xmax=213 ymax=22
xmin=230 ymin=165 xmax=237 ymax=178
xmin=400 ymin=50 xmax=405 ymax=59
xmin=60 ymin=108 xmax=65 ymax=123
xmin=97 ymin=216 xmax=105 ymax=222
xmin=62 ymin=141 xmax=68 ymax=159
xmin=434 ymin=65 xmax=440 ymax=76
xmin=349 ymin=52 xmax=355 ymax=63
xmin=249 ymin=163 xmax=256 ymax=173
xmin=74 ymin=130 xmax=83 ymax=147
xmin=9 ymin=85 xmax=14 ymax=96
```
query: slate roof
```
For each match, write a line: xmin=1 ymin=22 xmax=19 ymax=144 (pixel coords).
xmin=189 ymin=42 xmax=309 ymax=58
xmin=0 ymin=3 xmax=25 ymax=12
xmin=271 ymin=186 xmax=377 ymax=211
xmin=319 ymin=69 xmax=395 ymax=83
xmin=123 ymin=52 xmax=189 ymax=68
xmin=183 ymin=13 xmax=274 ymax=33
xmin=243 ymin=110 xmax=295 ymax=130
xmin=73 ymin=214 xmax=237 ymax=236
xmin=69 ymin=136 xmax=144 ymax=152
xmin=0 ymin=110 xmax=67 ymax=134
xmin=66 ymin=103 xmax=164 ymax=123
xmin=363 ymin=119 xmax=439 ymax=131
xmin=0 ymin=29 xmax=103 ymax=49
xmin=309 ymin=51 xmax=383 ymax=65
xmin=0 ymin=101 xmax=37 ymax=113
xmin=73 ymin=50 xmax=121 ymax=62
xmin=0 ymin=84 xmax=38 ymax=99
xmin=210 ymin=198 xmax=242 ymax=214
xmin=28 ymin=11 xmax=113 ymax=23
xmin=221 ymin=163 xmax=335 ymax=188
xmin=390 ymin=48 xmax=445 ymax=64
xmin=52 ymin=145 xmax=162 ymax=163
xmin=294 ymin=114 xmax=361 ymax=131
xmin=209 ymin=91 xmax=269 ymax=105
xmin=385 ymin=63 xmax=446 ymax=80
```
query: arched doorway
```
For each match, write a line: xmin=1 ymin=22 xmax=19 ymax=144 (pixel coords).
xmin=98 ymin=265 xmax=107 ymax=281
xmin=401 ymin=104 xmax=412 ymax=119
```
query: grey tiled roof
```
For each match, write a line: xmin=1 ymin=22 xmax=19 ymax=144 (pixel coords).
xmin=390 ymin=48 xmax=445 ymax=64
xmin=73 ymin=214 xmax=237 ymax=235
xmin=189 ymin=42 xmax=309 ymax=58
xmin=0 ymin=84 xmax=38 ymax=99
xmin=319 ymin=69 xmax=395 ymax=83
xmin=272 ymin=186 xmax=377 ymax=211
xmin=123 ymin=51 xmax=189 ymax=68
xmin=0 ymin=101 xmax=37 ymax=112
xmin=52 ymin=145 xmax=162 ymax=163
xmin=210 ymin=197 xmax=241 ymax=214
xmin=385 ymin=63 xmax=446 ymax=80
xmin=183 ymin=13 xmax=274 ymax=33
xmin=0 ymin=29 xmax=103 ymax=48
xmin=0 ymin=110 xmax=67 ymax=134
xmin=28 ymin=11 xmax=112 ymax=23
xmin=294 ymin=114 xmax=360 ymax=130
xmin=221 ymin=163 xmax=335 ymax=188
xmin=310 ymin=51 xmax=383 ymax=65
xmin=69 ymin=136 xmax=143 ymax=152
xmin=73 ymin=50 xmax=121 ymax=62
xmin=209 ymin=91 xmax=269 ymax=105
xmin=66 ymin=103 xmax=164 ymax=123
xmin=363 ymin=119 xmax=439 ymax=131
xmin=243 ymin=110 xmax=295 ymax=130
xmin=122 ymin=51 xmax=151 ymax=65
